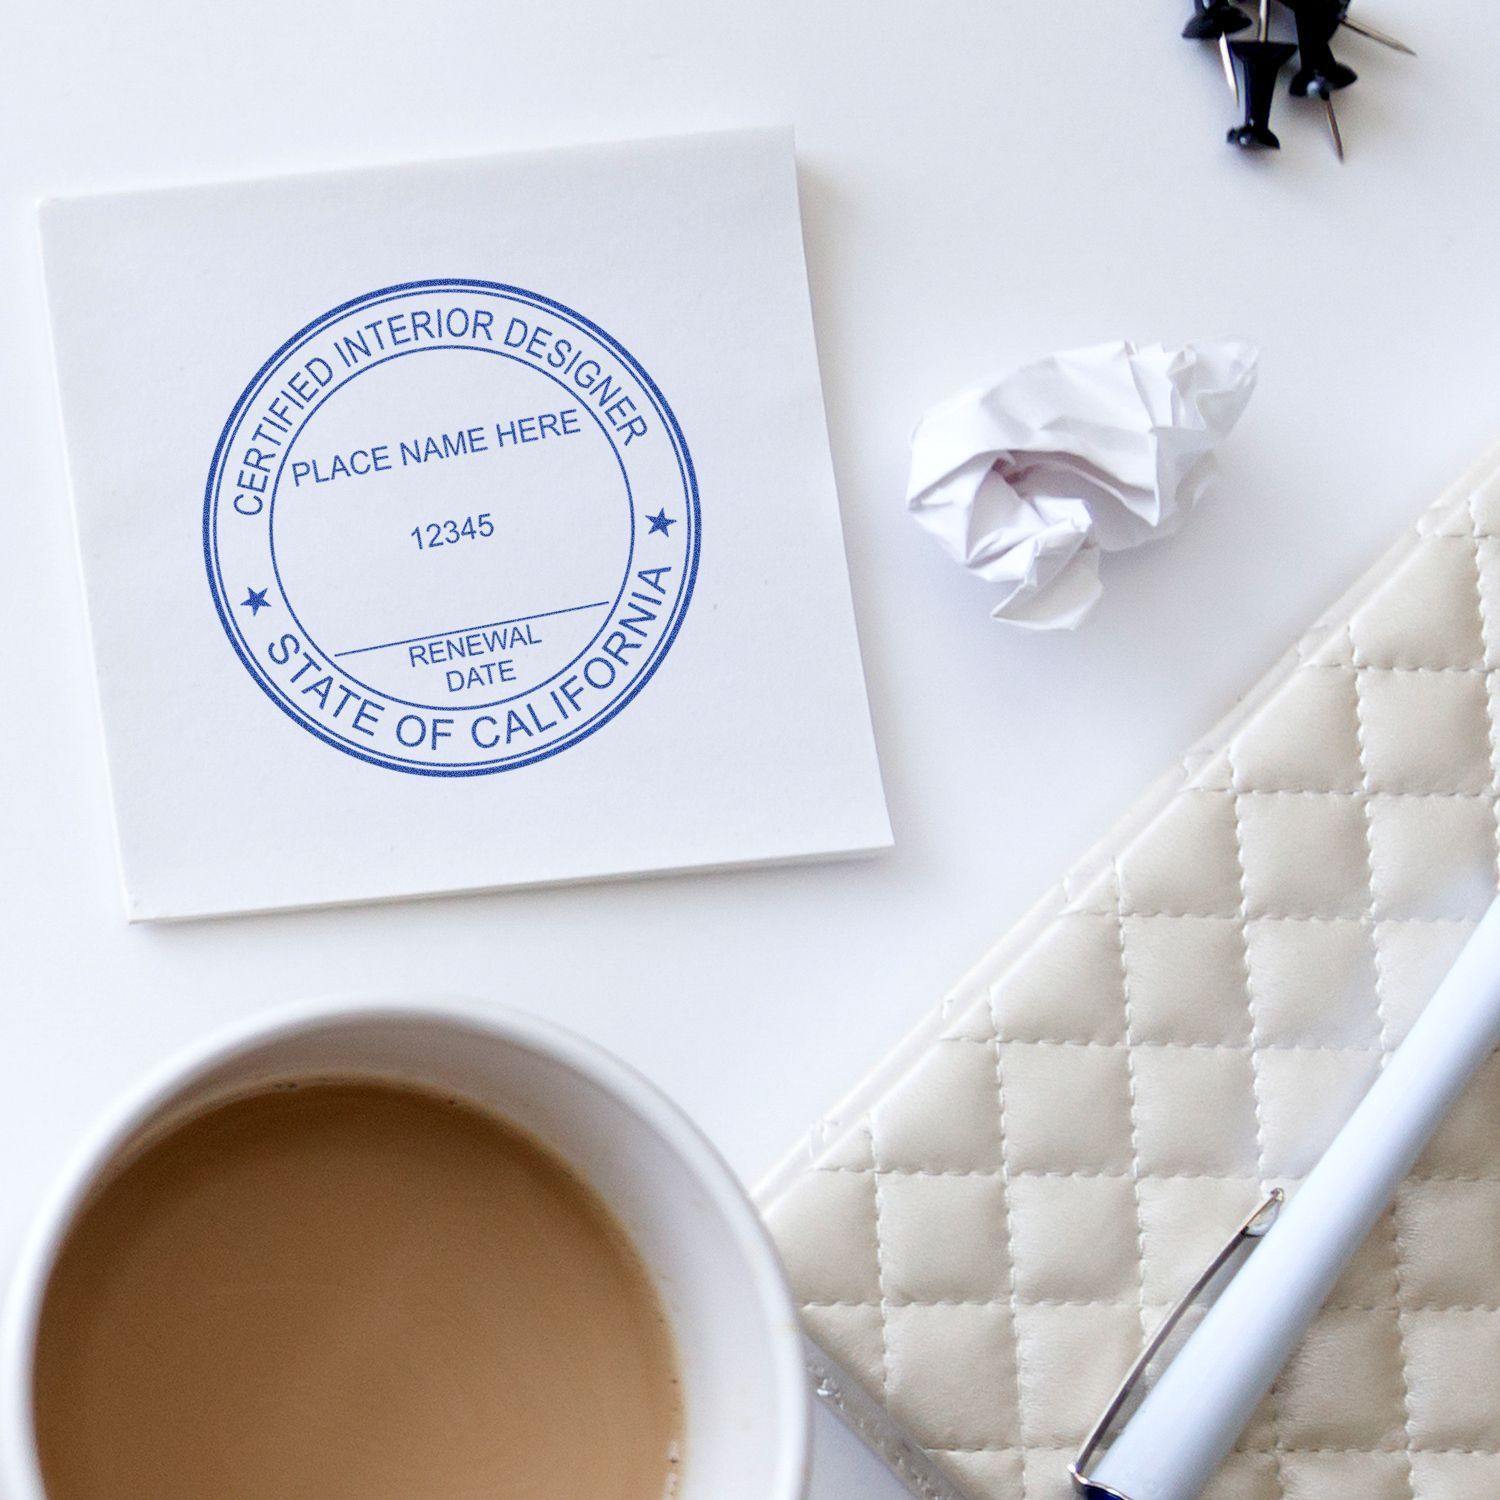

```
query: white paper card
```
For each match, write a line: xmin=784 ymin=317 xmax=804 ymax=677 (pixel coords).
xmin=42 ymin=129 xmax=890 ymax=920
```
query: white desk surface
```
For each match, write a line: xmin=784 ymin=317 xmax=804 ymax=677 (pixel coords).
xmin=2 ymin=3 xmax=1495 ymax=1496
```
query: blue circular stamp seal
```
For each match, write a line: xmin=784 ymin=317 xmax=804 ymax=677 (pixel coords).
xmin=205 ymin=279 xmax=699 ymax=775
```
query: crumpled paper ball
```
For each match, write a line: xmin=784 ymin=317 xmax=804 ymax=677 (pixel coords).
xmin=906 ymin=340 xmax=1259 ymax=630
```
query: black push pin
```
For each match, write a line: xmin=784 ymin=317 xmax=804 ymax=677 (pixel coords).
xmin=1227 ymin=0 xmax=1298 ymax=150
xmin=1183 ymin=0 xmax=1251 ymax=100
xmin=1287 ymin=0 xmax=1356 ymax=159
xmin=1289 ymin=0 xmax=1358 ymax=94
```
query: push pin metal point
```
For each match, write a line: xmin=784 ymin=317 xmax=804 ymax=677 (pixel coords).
xmin=1227 ymin=0 xmax=1298 ymax=150
xmin=1337 ymin=2 xmax=1417 ymax=56
xmin=1183 ymin=0 xmax=1252 ymax=101
xmin=1309 ymin=80 xmax=1346 ymax=159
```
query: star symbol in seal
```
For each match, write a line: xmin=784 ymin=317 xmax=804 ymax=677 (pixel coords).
xmin=240 ymin=586 xmax=271 ymax=616
xmin=645 ymin=509 xmax=677 ymax=536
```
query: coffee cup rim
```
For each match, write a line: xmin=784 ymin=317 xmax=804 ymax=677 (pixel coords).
xmin=0 ymin=995 xmax=812 ymax=1500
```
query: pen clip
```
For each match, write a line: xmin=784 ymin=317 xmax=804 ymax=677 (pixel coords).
xmin=1067 ymin=1187 xmax=1284 ymax=1498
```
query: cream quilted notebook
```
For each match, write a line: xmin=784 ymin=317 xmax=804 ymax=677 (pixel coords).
xmin=760 ymin=446 xmax=1500 ymax=1500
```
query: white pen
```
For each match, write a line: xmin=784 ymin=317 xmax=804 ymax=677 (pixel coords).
xmin=1072 ymin=893 xmax=1500 ymax=1500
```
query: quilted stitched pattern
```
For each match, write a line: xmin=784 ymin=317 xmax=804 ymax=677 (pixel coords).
xmin=760 ymin=449 xmax=1500 ymax=1500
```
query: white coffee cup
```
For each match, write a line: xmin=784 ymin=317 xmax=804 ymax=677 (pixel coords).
xmin=0 ymin=998 xmax=811 ymax=1500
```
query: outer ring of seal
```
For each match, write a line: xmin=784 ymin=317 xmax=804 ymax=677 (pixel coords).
xmin=203 ymin=278 xmax=700 ymax=778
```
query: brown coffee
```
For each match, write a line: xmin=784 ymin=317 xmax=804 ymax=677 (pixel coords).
xmin=33 ymin=1081 xmax=683 ymax=1500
